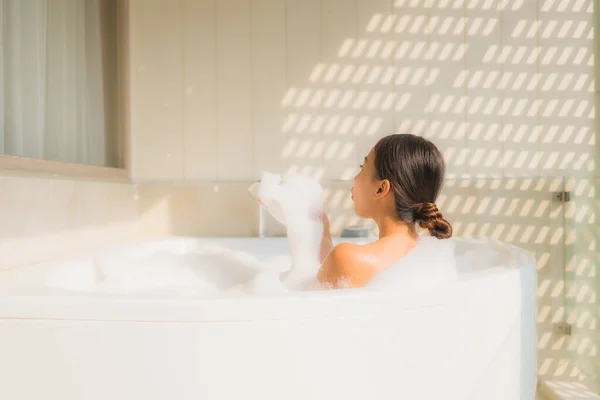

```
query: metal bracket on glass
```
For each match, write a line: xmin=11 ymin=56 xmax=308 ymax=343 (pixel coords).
xmin=552 ymin=191 xmax=571 ymax=203
xmin=553 ymin=322 xmax=572 ymax=335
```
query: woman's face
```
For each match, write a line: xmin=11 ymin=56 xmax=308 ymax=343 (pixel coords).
xmin=351 ymin=148 xmax=382 ymax=218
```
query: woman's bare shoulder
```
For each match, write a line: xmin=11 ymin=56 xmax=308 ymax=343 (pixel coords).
xmin=317 ymin=241 xmax=380 ymax=288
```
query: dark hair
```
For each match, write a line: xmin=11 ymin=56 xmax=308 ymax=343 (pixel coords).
xmin=373 ymin=133 xmax=452 ymax=239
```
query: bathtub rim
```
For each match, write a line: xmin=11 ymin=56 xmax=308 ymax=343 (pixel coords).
xmin=0 ymin=235 xmax=534 ymax=323
xmin=0 ymin=266 xmax=524 ymax=323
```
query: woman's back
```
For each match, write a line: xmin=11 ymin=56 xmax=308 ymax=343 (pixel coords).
xmin=317 ymin=233 xmax=418 ymax=287
xmin=365 ymin=236 xmax=458 ymax=291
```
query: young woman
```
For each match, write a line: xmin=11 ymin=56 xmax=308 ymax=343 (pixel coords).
xmin=317 ymin=133 xmax=453 ymax=288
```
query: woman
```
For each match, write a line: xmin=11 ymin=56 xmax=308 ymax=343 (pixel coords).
xmin=316 ymin=133 xmax=453 ymax=288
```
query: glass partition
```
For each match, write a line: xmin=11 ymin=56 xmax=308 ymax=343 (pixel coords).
xmin=564 ymin=177 xmax=599 ymax=391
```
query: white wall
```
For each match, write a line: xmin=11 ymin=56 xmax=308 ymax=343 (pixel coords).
xmin=126 ymin=0 xmax=598 ymax=388
xmin=129 ymin=0 xmax=596 ymax=182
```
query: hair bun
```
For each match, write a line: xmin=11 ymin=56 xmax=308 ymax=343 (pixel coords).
xmin=412 ymin=202 xmax=453 ymax=239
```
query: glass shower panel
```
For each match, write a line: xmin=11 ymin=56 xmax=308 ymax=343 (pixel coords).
xmin=564 ymin=177 xmax=599 ymax=390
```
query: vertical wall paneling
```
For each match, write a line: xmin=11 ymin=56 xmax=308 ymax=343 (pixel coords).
xmin=538 ymin=0 xmax=596 ymax=177
xmin=394 ymin=0 xmax=430 ymax=136
xmin=427 ymin=0 xmax=468 ymax=177
xmin=216 ymin=0 xmax=253 ymax=180
xmin=252 ymin=0 xmax=287 ymax=179
xmin=182 ymin=0 xmax=218 ymax=181
xmin=502 ymin=0 xmax=540 ymax=177
xmin=355 ymin=0 xmax=395 ymax=165
xmin=284 ymin=0 xmax=323 ymax=179
xmin=107 ymin=0 xmax=598 ymax=183
xmin=465 ymin=0 xmax=502 ymax=177
xmin=321 ymin=0 xmax=358 ymax=180
xmin=129 ymin=0 xmax=184 ymax=181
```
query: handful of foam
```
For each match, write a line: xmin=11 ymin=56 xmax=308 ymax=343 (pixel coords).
xmin=255 ymin=172 xmax=324 ymax=289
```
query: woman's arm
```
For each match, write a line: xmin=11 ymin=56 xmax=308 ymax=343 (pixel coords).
xmin=318 ymin=212 xmax=334 ymax=264
xmin=315 ymin=212 xmax=375 ymax=288
xmin=318 ymin=242 xmax=374 ymax=288
xmin=317 ymin=243 xmax=349 ymax=288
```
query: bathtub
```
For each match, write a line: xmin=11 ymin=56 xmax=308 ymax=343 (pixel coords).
xmin=0 ymin=236 xmax=537 ymax=400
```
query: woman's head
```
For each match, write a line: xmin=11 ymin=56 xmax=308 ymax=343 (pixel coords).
xmin=351 ymin=133 xmax=452 ymax=239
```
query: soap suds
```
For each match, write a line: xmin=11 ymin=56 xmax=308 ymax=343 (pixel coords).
xmin=257 ymin=172 xmax=324 ymax=289
xmin=0 ymin=172 xmax=468 ymax=296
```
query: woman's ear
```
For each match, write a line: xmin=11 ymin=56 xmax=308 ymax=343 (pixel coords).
xmin=375 ymin=179 xmax=391 ymax=198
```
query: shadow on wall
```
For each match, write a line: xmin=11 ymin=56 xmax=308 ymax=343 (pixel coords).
xmin=129 ymin=0 xmax=595 ymax=180
xmin=277 ymin=0 xmax=595 ymax=181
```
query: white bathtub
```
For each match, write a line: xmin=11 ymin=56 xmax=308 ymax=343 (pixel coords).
xmin=0 ymin=236 xmax=537 ymax=400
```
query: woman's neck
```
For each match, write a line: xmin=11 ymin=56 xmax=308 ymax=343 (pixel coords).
xmin=375 ymin=214 xmax=418 ymax=240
